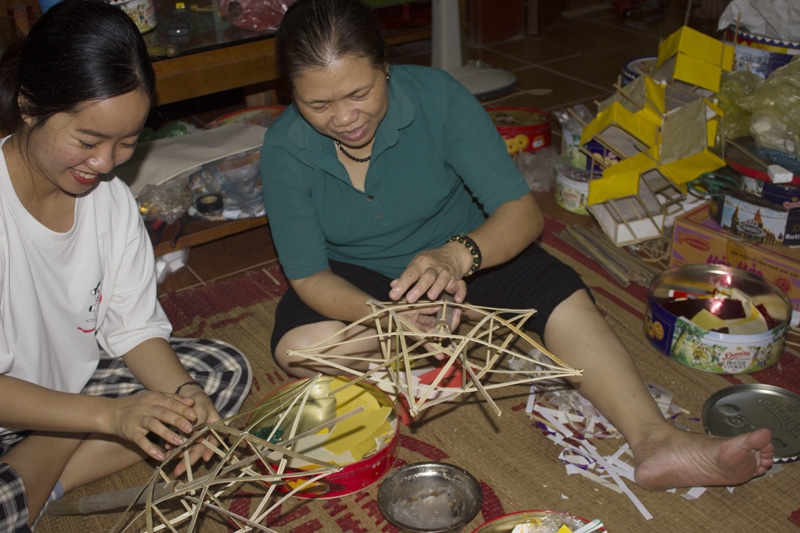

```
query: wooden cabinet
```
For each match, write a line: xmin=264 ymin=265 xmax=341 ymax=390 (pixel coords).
xmin=467 ymin=0 xmax=566 ymax=43
xmin=467 ymin=0 xmax=526 ymax=44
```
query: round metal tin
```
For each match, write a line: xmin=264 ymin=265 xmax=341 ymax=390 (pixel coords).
xmin=485 ymin=107 xmax=552 ymax=154
xmin=702 ymin=384 xmax=800 ymax=462
xmin=645 ymin=264 xmax=792 ymax=374
xmin=622 ymin=56 xmax=657 ymax=85
xmin=248 ymin=376 xmax=400 ymax=498
xmin=378 ymin=462 xmax=482 ymax=533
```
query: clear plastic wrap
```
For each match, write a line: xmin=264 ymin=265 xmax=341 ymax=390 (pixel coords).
xmin=187 ymin=149 xmax=265 ymax=221
xmin=552 ymin=105 xmax=595 ymax=170
xmin=136 ymin=148 xmax=264 ymax=224
xmin=136 ymin=176 xmax=192 ymax=225
xmin=515 ymin=146 xmax=562 ymax=192
xmin=734 ymin=60 xmax=800 ymax=156
xmin=717 ymin=70 xmax=763 ymax=142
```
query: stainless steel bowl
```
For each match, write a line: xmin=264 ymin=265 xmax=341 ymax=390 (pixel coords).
xmin=377 ymin=462 xmax=482 ymax=533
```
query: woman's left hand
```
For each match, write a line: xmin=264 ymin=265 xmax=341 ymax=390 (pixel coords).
xmin=389 ymin=242 xmax=469 ymax=304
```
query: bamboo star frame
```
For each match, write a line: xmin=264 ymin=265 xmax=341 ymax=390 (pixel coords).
xmin=288 ymin=299 xmax=583 ymax=418
xmin=46 ymin=375 xmax=366 ymax=532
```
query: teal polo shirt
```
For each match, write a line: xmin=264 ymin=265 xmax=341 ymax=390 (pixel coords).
xmin=261 ymin=64 xmax=531 ymax=280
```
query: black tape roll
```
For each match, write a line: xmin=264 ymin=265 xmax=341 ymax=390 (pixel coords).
xmin=196 ymin=193 xmax=224 ymax=214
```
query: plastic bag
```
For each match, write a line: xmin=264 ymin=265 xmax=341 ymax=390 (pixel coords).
xmin=551 ymin=105 xmax=596 ymax=171
xmin=155 ymin=248 xmax=190 ymax=283
xmin=187 ymin=149 xmax=265 ymax=221
xmin=218 ymin=0 xmax=296 ymax=32
xmin=717 ymin=70 xmax=763 ymax=141
xmin=742 ymin=60 xmax=800 ymax=156
xmin=137 ymin=176 xmax=192 ymax=225
xmin=138 ymin=121 xmax=198 ymax=143
xmin=516 ymin=146 xmax=563 ymax=192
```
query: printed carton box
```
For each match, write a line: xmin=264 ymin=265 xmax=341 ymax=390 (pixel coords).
xmin=670 ymin=203 xmax=800 ymax=311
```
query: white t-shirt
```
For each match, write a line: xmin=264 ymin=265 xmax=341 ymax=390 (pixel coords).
xmin=0 ymin=136 xmax=172 ymax=434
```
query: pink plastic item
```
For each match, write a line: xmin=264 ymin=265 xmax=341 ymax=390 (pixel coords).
xmin=218 ymin=0 xmax=296 ymax=32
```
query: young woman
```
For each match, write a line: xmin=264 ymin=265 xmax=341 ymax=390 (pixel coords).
xmin=0 ymin=1 xmax=251 ymax=529
xmin=261 ymin=0 xmax=773 ymax=493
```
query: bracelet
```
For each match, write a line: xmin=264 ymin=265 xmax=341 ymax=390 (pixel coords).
xmin=175 ymin=380 xmax=203 ymax=395
xmin=449 ymin=233 xmax=482 ymax=277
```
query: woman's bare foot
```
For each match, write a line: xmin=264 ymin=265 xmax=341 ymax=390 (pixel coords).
xmin=632 ymin=427 xmax=774 ymax=491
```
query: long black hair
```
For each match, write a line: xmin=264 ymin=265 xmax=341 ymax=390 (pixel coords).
xmin=0 ymin=0 xmax=156 ymax=134
xmin=276 ymin=0 xmax=387 ymax=87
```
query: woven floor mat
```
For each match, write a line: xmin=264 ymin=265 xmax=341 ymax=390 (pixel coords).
xmin=37 ymin=220 xmax=800 ymax=532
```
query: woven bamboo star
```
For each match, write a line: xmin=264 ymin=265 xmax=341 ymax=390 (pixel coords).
xmin=47 ymin=375 xmax=365 ymax=533
xmin=288 ymin=299 xmax=583 ymax=418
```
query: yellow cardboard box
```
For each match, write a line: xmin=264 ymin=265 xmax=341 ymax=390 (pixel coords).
xmin=657 ymin=26 xmax=734 ymax=70
xmin=655 ymin=26 xmax=734 ymax=93
xmin=670 ymin=203 xmax=800 ymax=311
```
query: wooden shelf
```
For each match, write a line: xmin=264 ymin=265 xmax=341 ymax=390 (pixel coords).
xmin=152 ymin=22 xmax=430 ymax=106
xmin=153 ymin=216 xmax=268 ymax=257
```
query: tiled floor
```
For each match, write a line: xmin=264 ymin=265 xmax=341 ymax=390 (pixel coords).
xmin=156 ymin=0 xmax=720 ymax=297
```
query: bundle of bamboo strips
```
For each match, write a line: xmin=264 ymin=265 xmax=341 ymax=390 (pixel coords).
xmin=556 ymin=225 xmax=662 ymax=287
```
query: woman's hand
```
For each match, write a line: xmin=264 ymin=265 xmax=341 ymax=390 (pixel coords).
xmin=169 ymin=384 xmax=222 ymax=476
xmin=119 ymin=339 xmax=223 ymax=475
xmin=102 ymin=390 xmax=205 ymax=462
xmin=394 ymin=296 xmax=462 ymax=361
xmin=389 ymin=242 xmax=470 ymax=304
xmin=102 ymin=385 xmax=222 ymax=475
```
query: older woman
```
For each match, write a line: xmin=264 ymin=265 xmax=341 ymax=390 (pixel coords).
xmin=260 ymin=0 xmax=773 ymax=492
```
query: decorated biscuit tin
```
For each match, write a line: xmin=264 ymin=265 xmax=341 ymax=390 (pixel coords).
xmin=645 ymin=264 xmax=791 ymax=374
xmin=554 ymin=169 xmax=590 ymax=215
xmin=486 ymin=107 xmax=552 ymax=155
xmin=622 ymin=56 xmax=657 ymax=86
xmin=724 ymin=26 xmax=800 ymax=79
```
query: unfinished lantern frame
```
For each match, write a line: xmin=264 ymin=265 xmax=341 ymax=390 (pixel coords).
xmin=288 ymin=299 xmax=583 ymax=418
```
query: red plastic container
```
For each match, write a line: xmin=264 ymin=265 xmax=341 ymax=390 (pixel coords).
xmin=485 ymin=107 xmax=552 ymax=155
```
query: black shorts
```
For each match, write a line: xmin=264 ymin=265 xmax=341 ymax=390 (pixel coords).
xmin=271 ymin=243 xmax=588 ymax=354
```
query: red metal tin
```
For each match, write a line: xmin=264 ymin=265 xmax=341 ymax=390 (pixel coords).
xmin=248 ymin=376 xmax=400 ymax=499
xmin=485 ymin=107 xmax=552 ymax=155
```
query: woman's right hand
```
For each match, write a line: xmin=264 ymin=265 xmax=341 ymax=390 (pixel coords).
xmin=103 ymin=391 xmax=202 ymax=462
xmin=389 ymin=241 xmax=471 ymax=304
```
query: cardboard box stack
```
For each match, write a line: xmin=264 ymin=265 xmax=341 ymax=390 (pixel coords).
xmin=577 ymin=26 xmax=736 ymax=245
xmin=670 ymin=202 xmax=800 ymax=312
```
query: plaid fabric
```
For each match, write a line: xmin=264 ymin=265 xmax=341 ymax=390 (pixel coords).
xmin=0 ymin=464 xmax=31 ymax=533
xmin=0 ymin=338 xmax=251 ymax=529
xmin=80 ymin=337 xmax=252 ymax=419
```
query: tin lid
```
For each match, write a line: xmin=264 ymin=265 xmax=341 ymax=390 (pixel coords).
xmin=702 ymin=384 xmax=800 ymax=462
